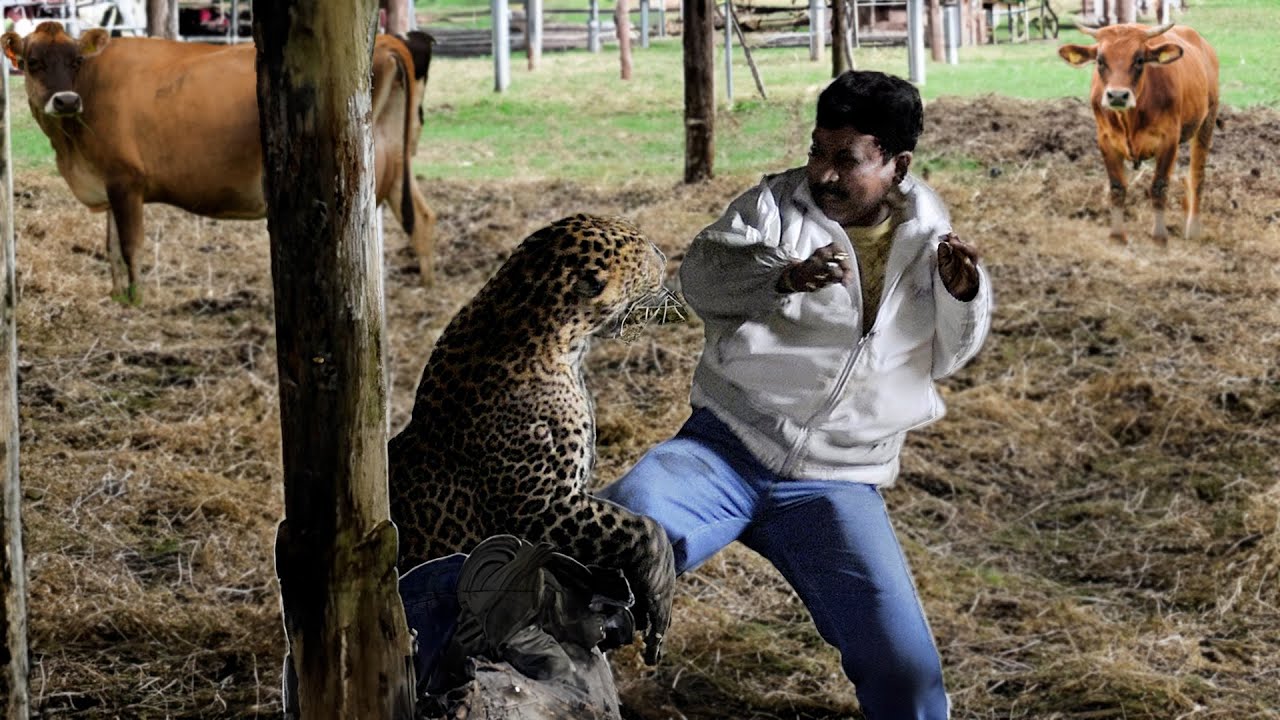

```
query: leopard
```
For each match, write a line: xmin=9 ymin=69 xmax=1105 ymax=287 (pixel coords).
xmin=389 ymin=213 xmax=678 ymax=665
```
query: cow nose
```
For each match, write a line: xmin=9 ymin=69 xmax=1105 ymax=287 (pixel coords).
xmin=1104 ymin=88 xmax=1132 ymax=107
xmin=49 ymin=92 xmax=82 ymax=116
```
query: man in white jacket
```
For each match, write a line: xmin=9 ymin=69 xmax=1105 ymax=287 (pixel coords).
xmin=599 ymin=71 xmax=991 ymax=718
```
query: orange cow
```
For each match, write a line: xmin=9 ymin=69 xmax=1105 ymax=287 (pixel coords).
xmin=1059 ymin=22 xmax=1219 ymax=245
xmin=1 ymin=23 xmax=437 ymax=304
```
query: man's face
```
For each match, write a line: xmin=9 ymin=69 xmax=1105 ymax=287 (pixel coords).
xmin=806 ymin=126 xmax=907 ymax=227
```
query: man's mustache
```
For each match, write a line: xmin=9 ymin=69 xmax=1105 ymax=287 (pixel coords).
xmin=814 ymin=185 xmax=848 ymax=201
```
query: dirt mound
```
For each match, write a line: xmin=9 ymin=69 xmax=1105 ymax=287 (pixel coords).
xmin=14 ymin=96 xmax=1280 ymax=718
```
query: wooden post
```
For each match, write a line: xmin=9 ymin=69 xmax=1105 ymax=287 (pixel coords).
xmin=1 ymin=61 xmax=29 ymax=720
xmin=1117 ymin=0 xmax=1135 ymax=23
xmin=683 ymin=0 xmax=714 ymax=183
xmin=146 ymin=0 xmax=178 ymax=38
xmin=928 ymin=0 xmax=943 ymax=62
xmin=493 ymin=0 xmax=511 ymax=91
xmin=729 ymin=2 xmax=768 ymax=98
xmin=252 ymin=1 xmax=415 ymax=717
xmin=723 ymin=0 xmax=733 ymax=101
xmin=386 ymin=0 xmax=411 ymax=34
xmin=831 ymin=0 xmax=850 ymax=75
xmin=526 ymin=0 xmax=543 ymax=70
xmin=617 ymin=0 xmax=633 ymax=79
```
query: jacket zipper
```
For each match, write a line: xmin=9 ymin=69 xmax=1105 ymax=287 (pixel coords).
xmin=777 ymin=268 xmax=909 ymax=478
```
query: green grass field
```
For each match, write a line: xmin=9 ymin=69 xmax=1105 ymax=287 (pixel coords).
xmin=6 ymin=0 xmax=1276 ymax=181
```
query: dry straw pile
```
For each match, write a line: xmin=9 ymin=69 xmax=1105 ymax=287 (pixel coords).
xmin=14 ymin=96 xmax=1280 ymax=718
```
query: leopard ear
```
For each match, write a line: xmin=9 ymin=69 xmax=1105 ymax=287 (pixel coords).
xmin=574 ymin=272 xmax=607 ymax=299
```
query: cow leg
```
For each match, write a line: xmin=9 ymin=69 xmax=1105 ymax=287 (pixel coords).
xmin=389 ymin=171 xmax=438 ymax=287
xmin=106 ymin=188 xmax=145 ymax=305
xmin=1101 ymin=147 xmax=1129 ymax=244
xmin=1150 ymin=145 xmax=1177 ymax=247
xmin=1185 ymin=109 xmax=1216 ymax=241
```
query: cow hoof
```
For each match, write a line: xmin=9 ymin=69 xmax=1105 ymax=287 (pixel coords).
xmin=1109 ymin=230 xmax=1128 ymax=245
xmin=111 ymin=284 xmax=143 ymax=306
xmin=1185 ymin=219 xmax=1203 ymax=241
xmin=1152 ymin=232 xmax=1169 ymax=247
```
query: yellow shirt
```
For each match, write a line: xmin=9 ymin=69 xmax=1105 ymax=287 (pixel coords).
xmin=844 ymin=215 xmax=896 ymax=336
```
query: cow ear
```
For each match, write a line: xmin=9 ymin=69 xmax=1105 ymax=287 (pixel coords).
xmin=1145 ymin=42 xmax=1183 ymax=65
xmin=78 ymin=28 xmax=110 ymax=58
xmin=1058 ymin=44 xmax=1097 ymax=66
xmin=0 ymin=33 xmax=23 ymax=70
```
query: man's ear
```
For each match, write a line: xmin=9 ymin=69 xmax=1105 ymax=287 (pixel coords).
xmin=78 ymin=28 xmax=109 ymax=57
xmin=1 ymin=33 xmax=24 ymax=71
xmin=1058 ymin=44 xmax=1098 ymax=66
xmin=893 ymin=151 xmax=912 ymax=185
xmin=1145 ymin=42 xmax=1183 ymax=65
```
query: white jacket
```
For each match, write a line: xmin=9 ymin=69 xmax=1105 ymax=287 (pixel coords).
xmin=680 ymin=168 xmax=992 ymax=485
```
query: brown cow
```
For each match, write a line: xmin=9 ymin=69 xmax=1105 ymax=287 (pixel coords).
xmin=1059 ymin=22 xmax=1219 ymax=245
xmin=1 ymin=23 xmax=438 ymax=304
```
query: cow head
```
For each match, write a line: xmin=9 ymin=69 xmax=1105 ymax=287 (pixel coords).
xmin=1 ymin=22 xmax=110 ymax=119
xmin=1059 ymin=22 xmax=1184 ymax=112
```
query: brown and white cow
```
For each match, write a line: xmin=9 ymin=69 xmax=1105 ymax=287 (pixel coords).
xmin=1 ymin=22 xmax=437 ymax=304
xmin=1059 ymin=22 xmax=1219 ymax=245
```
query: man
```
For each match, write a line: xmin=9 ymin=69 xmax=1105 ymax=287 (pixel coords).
xmin=598 ymin=70 xmax=992 ymax=718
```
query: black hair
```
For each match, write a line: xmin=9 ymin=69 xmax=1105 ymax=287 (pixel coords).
xmin=815 ymin=70 xmax=924 ymax=157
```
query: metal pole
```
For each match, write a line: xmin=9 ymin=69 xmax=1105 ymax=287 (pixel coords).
xmin=850 ymin=0 xmax=860 ymax=48
xmin=808 ymin=0 xmax=824 ymax=62
xmin=658 ymin=0 xmax=667 ymax=36
xmin=907 ymin=0 xmax=925 ymax=84
xmin=589 ymin=0 xmax=601 ymax=52
xmin=724 ymin=0 xmax=733 ymax=102
xmin=943 ymin=1 xmax=959 ymax=64
xmin=641 ymin=0 xmax=651 ymax=47
xmin=493 ymin=0 xmax=510 ymax=91
xmin=526 ymin=0 xmax=543 ymax=69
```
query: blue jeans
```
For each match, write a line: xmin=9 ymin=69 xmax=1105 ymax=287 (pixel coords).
xmin=399 ymin=553 xmax=466 ymax=692
xmin=597 ymin=408 xmax=949 ymax=720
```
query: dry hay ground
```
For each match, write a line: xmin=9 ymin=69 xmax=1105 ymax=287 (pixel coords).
xmin=13 ymin=96 xmax=1280 ymax=719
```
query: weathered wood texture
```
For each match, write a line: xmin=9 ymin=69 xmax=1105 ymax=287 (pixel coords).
xmin=146 ymin=0 xmax=178 ymax=39
xmin=616 ymin=0 xmax=633 ymax=79
xmin=0 ymin=64 xmax=29 ymax=720
xmin=252 ymin=1 xmax=415 ymax=717
xmin=683 ymin=0 xmax=714 ymax=182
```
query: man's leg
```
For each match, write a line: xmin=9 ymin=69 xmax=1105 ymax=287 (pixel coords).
xmin=743 ymin=480 xmax=948 ymax=720
xmin=596 ymin=409 xmax=763 ymax=574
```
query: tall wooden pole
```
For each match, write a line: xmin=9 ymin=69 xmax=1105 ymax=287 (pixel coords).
xmin=146 ymin=0 xmax=178 ymax=38
xmin=683 ymin=0 xmax=714 ymax=182
xmin=617 ymin=0 xmax=633 ymax=79
xmin=0 ymin=61 xmax=29 ymax=720
xmin=386 ymin=0 xmax=412 ymax=34
xmin=526 ymin=0 xmax=543 ymax=70
xmin=928 ymin=0 xmax=943 ymax=62
xmin=831 ymin=0 xmax=850 ymax=76
xmin=494 ymin=0 xmax=511 ymax=91
xmin=252 ymin=1 xmax=415 ymax=718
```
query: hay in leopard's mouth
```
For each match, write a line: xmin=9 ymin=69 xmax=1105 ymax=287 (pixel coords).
xmin=617 ymin=287 xmax=687 ymax=344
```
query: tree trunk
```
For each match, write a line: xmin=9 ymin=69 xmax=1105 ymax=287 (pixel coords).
xmin=683 ymin=0 xmax=714 ymax=183
xmin=1 ymin=65 xmax=29 ymax=720
xmin=616 ymin=0 xmax=633 ymax=80
xmin=927 ymin=0 xmax=943 ymax=61
xmin=385 ymin=0 xmax=412 ymax=34
xmin=252 ymin=2 xmax=415 ymax=718
xmin=146 ymin=0 xmax=178 ymax=39
xmin=831 ymin=0 xmax=850 ymax=76
xmin=1117 ymin=0 xmax=1135 ymax=23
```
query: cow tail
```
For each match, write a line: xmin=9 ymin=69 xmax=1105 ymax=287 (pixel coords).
xmin=393 ymin=45 xmax=416 ymax=237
